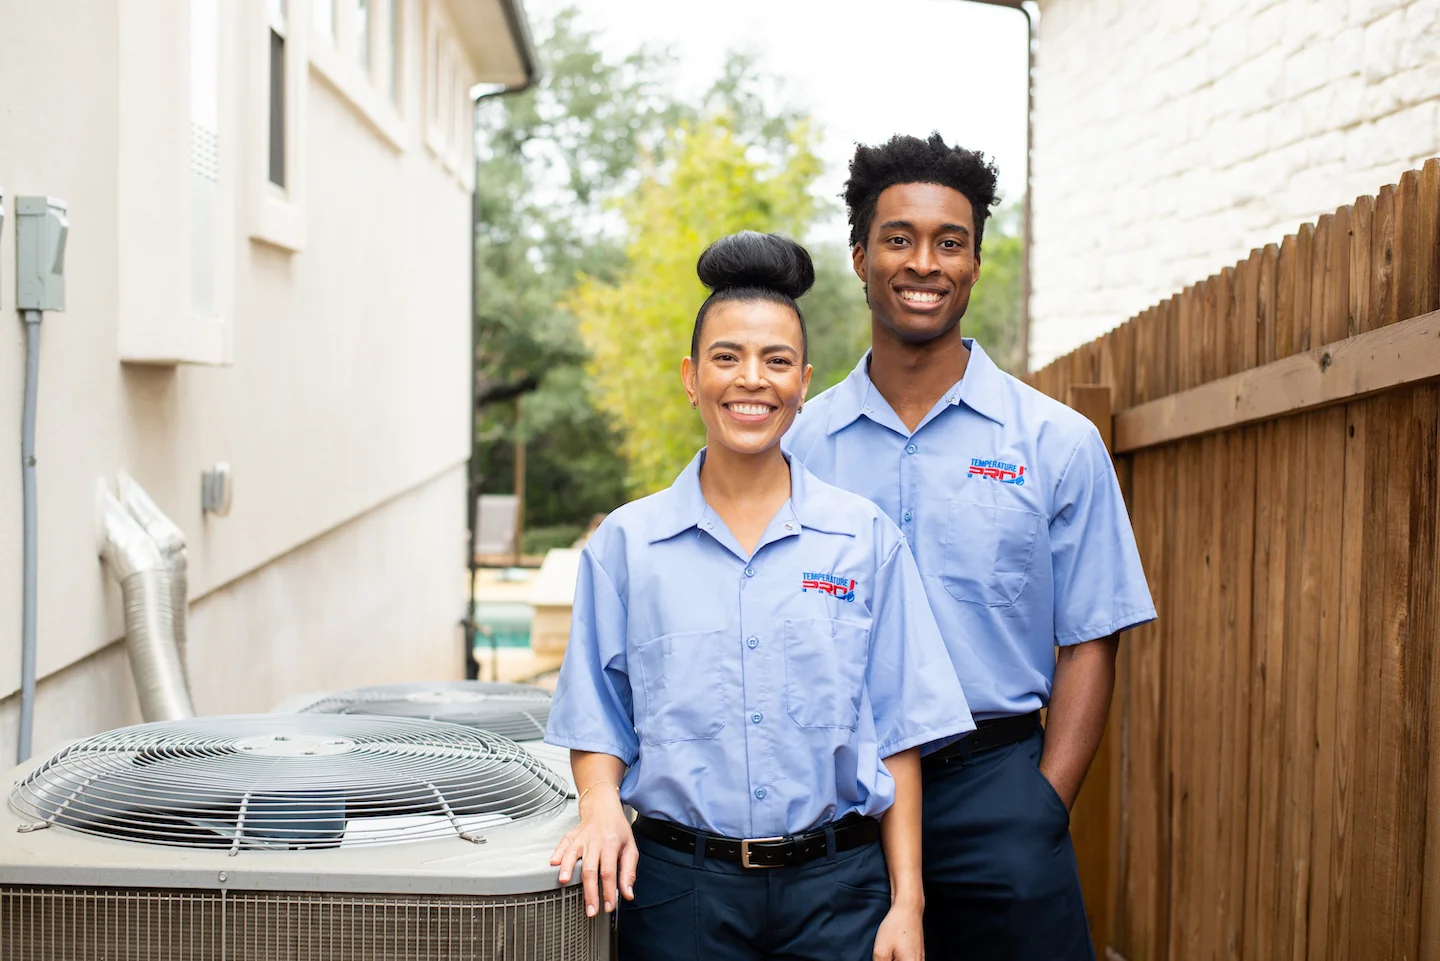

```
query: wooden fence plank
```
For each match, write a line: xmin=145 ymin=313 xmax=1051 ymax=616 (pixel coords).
xmin=1352 ymin=195 xmax=1376 ymax=336
xmin=1395 ymin=170 xmax=1422 ymax=325
xmin=1305 ymin=212 xmax=1348 ymax=959
xmin=1305 ymin=404 xmax=1347 ymax=960
xmin=1327 ymin=399 xmax=1367 ymax=961
xmin=1111 ymin=307 xmax=1440 ymax=453
xmin=1240 ymin=248 xmax=1263 ymax=373
xmin=1324 ymin=206 xmax=1353 ymax=347
xmin=1346 ymin=392 xmax=1393 ymax=957
xmin=1418 ymin=159 xmax=1440 ymax=316
xmin=1372 ymin=184 xmax=1397 ymax=330
xmin=1421 ymin=163 xmax=1440 ymax=959
xmin=1399 ymin=385 xmax=1438 ymax=959
xmin=1221 ymin=250 xmax=1260 ymax=961
xmin=1309 ymin=216 xmax=1332 ymax=353
xmin=1278 ymin=234 xmax=1298 ymax=364
xmin=1294 ymin=223 xmax=1315 ymax=355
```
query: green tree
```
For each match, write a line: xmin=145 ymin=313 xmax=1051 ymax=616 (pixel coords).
xmin=473 ymin=8 xmax=683 ymax=531
xmin=569 ymin=118 xmax=824 ymax=496
xmin=968 ymin=203 xmax=1024 ymax=372
xmin=802 ymin=243 xmax=872 ymax=392
xmin=473 ymin=9 xmax=828 ymax=530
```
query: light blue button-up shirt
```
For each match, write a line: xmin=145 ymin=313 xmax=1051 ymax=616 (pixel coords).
xmin=785 ymin=340 xmax=1156 ymax=723
xmin=545 ymin=450 xmax=973 ymax=839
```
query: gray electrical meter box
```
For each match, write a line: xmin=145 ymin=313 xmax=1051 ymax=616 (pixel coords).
xmin=16 ymin=195 xmax=67 ymax=312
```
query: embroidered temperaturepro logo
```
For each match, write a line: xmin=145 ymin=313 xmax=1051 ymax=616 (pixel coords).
xmin=802 ymin=571 xmax=857 ymax=602
xmin=968 ymin=457 xmax=1027 ymax=485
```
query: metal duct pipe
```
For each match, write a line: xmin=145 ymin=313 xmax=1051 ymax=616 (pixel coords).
xmin=98 ymin=486 xmax=195 ymax=722
xmin=116 ymin=472 xmax=190 ymax=680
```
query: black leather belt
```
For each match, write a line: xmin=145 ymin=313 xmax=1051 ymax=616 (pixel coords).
xmin=923 ymin=711 xmax=1041 ymax=767
xmin=633 ymin=813 xmax=880 ymax=869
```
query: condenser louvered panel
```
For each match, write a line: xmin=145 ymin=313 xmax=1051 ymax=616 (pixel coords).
xmin=0 ymin=886 xmax=596 ymax=961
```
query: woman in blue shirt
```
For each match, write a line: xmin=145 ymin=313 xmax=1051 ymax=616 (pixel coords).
xmin=545 ymin=232 xmax=973 ymax=961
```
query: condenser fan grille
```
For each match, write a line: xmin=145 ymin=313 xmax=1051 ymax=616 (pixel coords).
xmin=8 ymin=715 xmax=570 ymax=851
xmin=298 ymin=681 xmax=552 ymax=741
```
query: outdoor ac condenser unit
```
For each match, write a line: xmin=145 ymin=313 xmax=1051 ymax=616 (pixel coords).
xmin=291 ymin=681 xmax=553 ymax=742
xmin=282 ymin=681 xmax=574 ymax=805
xmin=0 ymin=714 xmax=605 ymax=961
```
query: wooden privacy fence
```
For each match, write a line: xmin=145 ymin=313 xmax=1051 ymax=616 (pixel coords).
xmin=1028 ymin=159 xmax=1440 ymax=961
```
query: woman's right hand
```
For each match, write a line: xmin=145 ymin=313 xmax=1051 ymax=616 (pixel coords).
xmin=550 ymin=782 xmax=638 ymax=917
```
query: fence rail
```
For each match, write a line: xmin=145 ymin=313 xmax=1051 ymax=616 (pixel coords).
xmin=1027 ymin=158 xmax=1440 ymax=961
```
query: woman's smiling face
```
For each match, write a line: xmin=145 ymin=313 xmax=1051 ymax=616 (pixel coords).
xmin=682 ymin=299 xmax=812 ymax=458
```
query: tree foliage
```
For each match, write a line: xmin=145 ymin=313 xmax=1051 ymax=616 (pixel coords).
xmin=569 ymin=118 xmax=825 ymax=496
xmin=967 ymin=203 xmax=1024 ymax=372
xmin=473 ymin=9 xmax=680 ymax=528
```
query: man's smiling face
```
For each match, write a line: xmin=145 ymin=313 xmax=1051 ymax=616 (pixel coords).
xmin=852 ymin=182 xmax=981 ymax=345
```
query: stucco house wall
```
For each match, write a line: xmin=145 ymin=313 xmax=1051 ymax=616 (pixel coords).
xmin=0 ymin=0 xmax=531 ymax=766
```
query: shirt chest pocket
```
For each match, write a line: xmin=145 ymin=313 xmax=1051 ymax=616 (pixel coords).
xmin=783 ymin=618 xmax=870 ymax=731
xmin=635 ymin=630 xmax=736 ymax=746
xmin=943 ymin=500 xmax=1043 ymax=608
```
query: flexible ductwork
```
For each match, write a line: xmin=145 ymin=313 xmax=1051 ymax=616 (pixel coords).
xmin=98 ymin=485 xmax=195 ymax=722
xmin=117 ymin=472 xmax=191 ymax=680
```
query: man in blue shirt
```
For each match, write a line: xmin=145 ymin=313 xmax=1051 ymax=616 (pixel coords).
xmin=785 ymin=133 xmax=1156 ymax=960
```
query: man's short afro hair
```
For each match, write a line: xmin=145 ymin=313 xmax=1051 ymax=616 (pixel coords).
xmin=844 ymin=133 xmax=1000 ymax=255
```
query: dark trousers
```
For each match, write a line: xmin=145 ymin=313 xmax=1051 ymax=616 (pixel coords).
xmin=921 ymin=727 xmax=1095 ymax=961
xmin=618 ymin=829 xmax=890 ymax=960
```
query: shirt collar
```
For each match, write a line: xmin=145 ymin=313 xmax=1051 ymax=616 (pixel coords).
xmin=648 ymin=449 xmax=858 ymax=544
xmin=825 ymin=338 xmax=1008 ymax=435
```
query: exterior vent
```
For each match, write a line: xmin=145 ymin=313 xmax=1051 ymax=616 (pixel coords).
xmin=9 ymin=715 xmax=569 ymax=851
xmin=297 ymin=681 xmax=552 ymax=742
xmin=0 ymin=884 xmax=593 ymax=960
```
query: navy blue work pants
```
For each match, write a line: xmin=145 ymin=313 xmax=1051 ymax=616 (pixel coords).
xmin=618 ymin=829 xmax=890 ymax=960
xmin=921 ymin=727 xmax=1094 ymax=961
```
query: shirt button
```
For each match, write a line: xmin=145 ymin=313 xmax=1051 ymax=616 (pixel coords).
xmin=906 ymin=443 xmax=918 ymax=455
xmin=747 ymin=636 xmax=759 ymax=649
xmin=903 ymin=509 xmax=913 ymax=522
xmin=744 ymin=567 xmax=755 ymax=578
xmin=751 ymin=713 xmax=763 ymax=724
xmin=754 ymin=788 xmax=767 ymax=800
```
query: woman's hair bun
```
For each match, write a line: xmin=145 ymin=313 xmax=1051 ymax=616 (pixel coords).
xmin=696 ymin=231 xmax=815 ymax=301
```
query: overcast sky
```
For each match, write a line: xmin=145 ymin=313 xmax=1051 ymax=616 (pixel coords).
xmin=523 ymin=0 xmax=1030 ymax=239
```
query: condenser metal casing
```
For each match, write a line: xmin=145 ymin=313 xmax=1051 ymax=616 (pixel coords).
xmin=0 ymin=715 xmax=605 ymax=961
xmin=291 ymin=681 xmax=554 ymax=743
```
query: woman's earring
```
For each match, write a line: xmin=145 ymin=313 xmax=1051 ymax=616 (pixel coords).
xmin=691 ymin=400 xmax=698 ymax=409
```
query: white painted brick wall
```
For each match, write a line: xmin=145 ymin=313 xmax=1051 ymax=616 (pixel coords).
xmin=1030 ymin=0 xmax=1440 ymax=368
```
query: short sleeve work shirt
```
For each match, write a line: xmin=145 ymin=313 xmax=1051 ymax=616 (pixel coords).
xmin=785 ymin=340 xmax=1156 ymax=721
xmin=544 ymin=451 xmax=973 ymax=839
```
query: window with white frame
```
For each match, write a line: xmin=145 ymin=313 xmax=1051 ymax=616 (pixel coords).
xmin=267 ymin=0 xmax=287 ymax=188
xmin=425 ymin=3 xmax=473 ymax=182
xmin=355 ymin=0 xmax=371 ymax=73
xmin=313 ymin=0 xmax=335 ymax=46
xmin=251 ymin=0 xmax=306 ymax=251
xmin=386 ymin=0 xmax=401 ymax=104
xmin=309 ymin=0 xmax=406 ymax=149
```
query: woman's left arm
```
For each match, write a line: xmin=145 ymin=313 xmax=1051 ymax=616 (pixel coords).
xmin=873 ymin=747 xmax=925 ymax=961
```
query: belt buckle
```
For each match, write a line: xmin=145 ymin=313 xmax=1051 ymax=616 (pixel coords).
xmin=739 ymin=835 xmax=786 ymax=869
